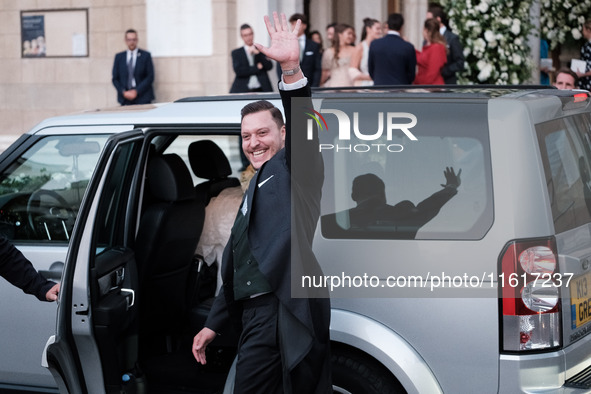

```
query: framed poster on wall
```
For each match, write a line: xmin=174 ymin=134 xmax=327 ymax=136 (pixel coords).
xmin=21 ymin=9 xmax=88 ymax=58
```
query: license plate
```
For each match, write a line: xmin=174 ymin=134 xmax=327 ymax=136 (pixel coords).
xmin=571 ymin=271 xmax=591 ymax=329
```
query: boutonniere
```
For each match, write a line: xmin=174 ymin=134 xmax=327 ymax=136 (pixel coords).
xmin=137 ymin=52 xmax=142 ymax=58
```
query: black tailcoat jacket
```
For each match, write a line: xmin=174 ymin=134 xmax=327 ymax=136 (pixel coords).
xmin=229 ymin=47 xmax=273 ymax=93
xmin=205 ymin=83 xmax=330 ymax=393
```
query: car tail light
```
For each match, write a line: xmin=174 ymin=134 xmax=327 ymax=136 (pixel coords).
xmin=500 ymin=237 xmax=562 ymax=352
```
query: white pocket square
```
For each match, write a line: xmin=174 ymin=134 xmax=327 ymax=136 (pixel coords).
xmin=305 ymin=51 xmax=314 ymax=56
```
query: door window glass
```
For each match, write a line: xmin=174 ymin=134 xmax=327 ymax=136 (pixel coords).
xmin=0 ymin=135 xmax=108 ymax=242
xmin=318 ymin=99 xmax=494 ymax=240
xmin=537 ymin=113 xmax=591 ymax=233
xmin=93 ymin=140 xmax=142 ymax=255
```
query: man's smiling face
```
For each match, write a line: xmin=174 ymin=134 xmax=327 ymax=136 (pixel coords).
xmin=241 ymin=110 xmax=285 ymax=170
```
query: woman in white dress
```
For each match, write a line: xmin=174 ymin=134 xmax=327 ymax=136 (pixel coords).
xmin=350 ymin=18 xmax=382 ymax=86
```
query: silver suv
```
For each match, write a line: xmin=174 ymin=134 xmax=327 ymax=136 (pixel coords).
xmin=0 ymin=86 xmax=590 ymax=393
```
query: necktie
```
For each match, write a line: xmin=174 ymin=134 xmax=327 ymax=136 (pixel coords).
xmin=127 ymin=54 xmax=134 ymax=89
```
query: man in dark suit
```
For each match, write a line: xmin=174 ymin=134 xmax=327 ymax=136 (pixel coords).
xmin=230 ymin=24 xmax=273 ymax=93
xmin=427 ymin=3 xmax=465 ymax=84
xmin=112 ymin=29 xmax=155 ymax=105
xmin=368 ymin=13 xmax=416 ymax=85
xmin=276 ymin=13 xmax=322 ymax=87
xmin=193 ymin=12 xmax=330 ymax=393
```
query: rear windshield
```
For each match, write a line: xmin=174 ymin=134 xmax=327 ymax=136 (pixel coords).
xmin=536 ymin=112 xmax=591 ymax=234
xmin=317 ymin=98 xmax=494 ymax=240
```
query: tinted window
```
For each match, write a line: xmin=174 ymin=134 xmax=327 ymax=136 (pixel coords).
xmin=317 ymin=99 xmax=493 ymax=240
xmin=0 ymin=135 xmax=108 ymax=242
xmin=162 ymin=134 xmax=244 ymax=182
xmin=536 ymin=113 xmax=591 ymax=233
xmin=93 ymin=140 xmax=142 ymax=254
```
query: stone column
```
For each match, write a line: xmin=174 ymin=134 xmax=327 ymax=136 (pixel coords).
xmin=403 ymin=0 xmax=428 ymax=49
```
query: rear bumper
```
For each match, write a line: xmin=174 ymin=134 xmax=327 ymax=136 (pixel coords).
xmin=499 ymin=331 xmax=591 ymax=393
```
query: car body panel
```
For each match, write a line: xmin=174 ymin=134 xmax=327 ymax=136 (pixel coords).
xmin=0 ymin=87 xmax=589 ymax=393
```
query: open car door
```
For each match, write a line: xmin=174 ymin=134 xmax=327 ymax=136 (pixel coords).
xmin=42 ymin=128 xmax=240 ymax=394
xmin=43 ymin=129 xmax=146 ymax=393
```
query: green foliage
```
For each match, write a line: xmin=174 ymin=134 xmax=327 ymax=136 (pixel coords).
xmin=441 ymin=0 xmax=535 ymax=84
xmin=540 ymin=0 xmax=591 ymax=49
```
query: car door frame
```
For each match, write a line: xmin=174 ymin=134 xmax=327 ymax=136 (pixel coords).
xmin=44 ymin=129 xmax=146 ymax=394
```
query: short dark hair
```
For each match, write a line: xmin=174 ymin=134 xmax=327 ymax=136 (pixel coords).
xmin=387 ymin=13 xmax=404 ymax=31
xmin=125 ymin=29 xmax=137 ymax=36
xmin=240 ymin=23 xmax=251 ymax=31
xmin=351 ymin=173 xmax=386 ymax=204
xmin=326 ymin=22 xmax=337 ymax=30
xmin=428 ymin=3 xmax=449 ymax=27
xmin=241 ymin=100 xmax=284 ymax=129
xmin=289 ymin=13 xmax=308 ymax=25
xmin=557 ymin=67 xmax=579 ymax=86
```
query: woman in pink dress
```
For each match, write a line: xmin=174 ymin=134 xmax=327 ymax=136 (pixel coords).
xmin=414 ymin=18 xmax=447 ymax=85
xmin=321 ymin=24 xmax=356 ymax=87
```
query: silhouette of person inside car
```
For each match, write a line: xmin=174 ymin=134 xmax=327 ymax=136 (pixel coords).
xmin=322 ymin=167 xmax=461 ymax=239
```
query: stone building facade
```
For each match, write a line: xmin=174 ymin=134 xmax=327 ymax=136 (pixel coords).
xmin=0 ymin=0 xmax=428 ymax=144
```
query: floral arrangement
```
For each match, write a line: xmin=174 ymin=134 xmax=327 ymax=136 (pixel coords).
xmin=540 ymin=1 xmax=591 ymax=49
xmin=441 ymin=0 xmax=534 ymax=84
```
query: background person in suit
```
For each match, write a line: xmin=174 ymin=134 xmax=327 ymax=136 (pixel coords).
xmin=230 ymin=24 xmax=273 ymax=93
xmin=368 ymin=13 xmax=416 ymax=85
xmin=193 ymin=12 xmax=330 ymax=393
xmin=112 ymin=29 xmax=155 ymax=105
xmin=276 ymin=13 xmax=322 ymax=87
xmin=426 ymin=3 xmax=465 ymax=84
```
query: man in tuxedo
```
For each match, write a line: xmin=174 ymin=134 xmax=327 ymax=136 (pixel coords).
xmin=368 ymin=13 xmax=416 ymax=85
xmin=230 ymin=24 xmax=273 ymax=93
xmin=193 ymin=12 xmax=330 ymax=393
xmin=427 ymin=3 xmax=465 ymax=84
xmin=112 ymin=29 xmax=155 ymax=105
xmin=276 ymin=13 xmax=322 ymax=87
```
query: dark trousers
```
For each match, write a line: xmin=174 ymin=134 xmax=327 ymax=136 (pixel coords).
xmin=234 ymin=294 xmax=282 ymax=393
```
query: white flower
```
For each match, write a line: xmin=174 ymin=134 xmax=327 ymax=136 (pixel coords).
xmin=572 ymin=28 xmax=582 ymax=40
xmin=511 ymin=23 xmax=521 ymax=35
xmin=514 ymin=38 xmax=523 ymax=45
xmin=484 ymin=30 xmax=495 ymax=42
xmin=477 ymin=64 xmax=493 ymax=81
xmin=513 ymin=54 xmax=522 ymax=65
xmin=477 ymin=2 xmax=489 ymax=13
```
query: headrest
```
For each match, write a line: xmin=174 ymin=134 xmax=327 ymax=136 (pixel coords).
xmin=188 ymin=140 xmax=233 ymax=180
xmin=147 ymin=154 xmax=195 ymax=202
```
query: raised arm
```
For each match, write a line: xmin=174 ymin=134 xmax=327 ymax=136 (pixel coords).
xmin=255 ymin=12 xmax=303 ymax=84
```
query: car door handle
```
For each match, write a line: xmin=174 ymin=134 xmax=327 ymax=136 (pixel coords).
xmin=39 ymin=261 xmax=64 ymax=280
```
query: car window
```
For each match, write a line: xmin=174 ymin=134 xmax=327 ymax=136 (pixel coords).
xmin=93 ymin=139 xmax=142 ymax=255
xmin=317 ymin=99 xmax=494 ymax=240
xmin=536 ymin=112 xmax=591 ymax=233
xmin=162 ymin=134 xmax=244 ymax=182
xmin=0 ymin=135 xmax=108 ymax=243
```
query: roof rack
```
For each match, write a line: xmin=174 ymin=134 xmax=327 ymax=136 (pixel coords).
xmin=312 ymin=84 xmax=557 ymax=92
xmin=174 ymin=84 xmax=559 ymax=103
